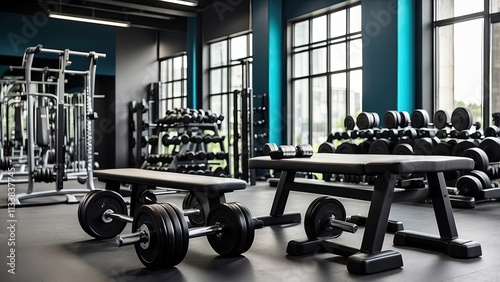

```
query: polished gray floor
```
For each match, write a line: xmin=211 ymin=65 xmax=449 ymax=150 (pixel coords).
xmin=0 ymin=178 xmax=499 ymax=282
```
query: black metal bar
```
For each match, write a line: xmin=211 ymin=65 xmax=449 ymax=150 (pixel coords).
xmin=359 ymin=172 xmax=397 ymax=253
xmin=427 ymin=172 xmax=459 ymax=239
xmin=269 ymin=170 xmax=297 ymax=216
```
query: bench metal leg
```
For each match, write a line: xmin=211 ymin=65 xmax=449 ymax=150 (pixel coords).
xmin=345 ymin=172 xmax=403 ymax=275
xmin=257 ymin=171 xmax=301 ymax=226
xmin=393 ymin=172 xmax=482 ymax=259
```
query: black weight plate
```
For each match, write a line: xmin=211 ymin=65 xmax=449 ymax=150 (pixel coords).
xmin=228 ymin=202 xmax=255 ymax=254
xmin=393 ymin=143 xmax=414 ymax=155
xmin=462 ymin=147 xmax=490 ymax=173
xmin=77 ymin=190 xmax=102 ymax=236
xmin=399 ymin=111 xmax=411 ymax=127
xmin=451 ymin=140 xmax=478 ymax=156
xmin=371 ymin=112 xmax=380 ymax=128
xmin=206 ymin=203 xmax=248 ymax=257
xmin=368 ymin=139 xmax=393 ymax=154
xmin=411 ymin=109 xmax=430 ymax=128
xmin=133 ymin=204 xmax=174 ymax=269
xmin=182 ymin=192 xmax=209 ymax=227
xmin=479 ymin=137 xmax=500 ymax=162
xmin=358 ymin=140 xmax=373 ymax=154
xmin=356 ymin=112 xmax=374 ymax=130
xmin=404 ymin=128 xmax=418 ymax=140
xmin=318 ymin=142 xmax=336 ymax=153
xmin=456 ymin=175 xmax=483 ymax=197
xmin=432 ymin=142 xmax=454 ymax=156
xmin=414 ymin=138 xmax=433 ymax=155
xmin=344 ymin=115 xmax=356 ymax=131
xmin=262 ymin=143 xmax=279 ymax=156
xmin=434 ymin=110 xmax=450 ymax=130
xmin=161 ymin=203 xmax=189 ymax=266
xmin=384 ymin=110 xmax=400 ymax=129
xmin=484 ymin=126 xmax=500 ymax=137
xmin=451 ymin=107 xmax=473 ymax=131
xmin=79 ymin=190 xmax=128 ymax=239
xmin=336 ymin=142 xmax=361 ymax=154
xmin=469 ymin=170 xmax=492 ymax=190
xmin=304 ymin=196 xmax=346 ymax=239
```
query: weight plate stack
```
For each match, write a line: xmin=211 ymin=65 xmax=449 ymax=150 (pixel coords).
xmin=434 ymin=110 xmax=450 ymax=130
xmin=206 ymin=202 xmax=254 ymax=257
xmin=411 ymin=109 xmax=430 ymax=128
xmin=451 ymin=107 xmax=473 ymax=131
xmin=344 ymin=115 xmax=356 ymax=131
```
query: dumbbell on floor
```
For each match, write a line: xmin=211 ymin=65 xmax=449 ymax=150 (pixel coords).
xmin=78 ymin=190 xmax=260 ymax=269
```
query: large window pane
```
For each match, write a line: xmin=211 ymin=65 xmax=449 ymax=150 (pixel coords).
xmin=312 ymin=47 xmax=327 ymax=75
xmin=210 ymin=41 xmax=227 ymax=67
xmin=436 ymin=19 xmax=483 ymax=125
xmin=312 ymin=15 xmax=327 ymax=43
xmin=293 ymin=52 xmax=309 ymax=77
xmin=330 ymin=43 xmax=346 ymax=71
xmin=436 ymin=0 xmax=484 ymax=20
xmin=210 ymin=69 xmax=228 ymax=94
xmin=312 ymin=76 xmax=328 ymax=148
xmin=491 ymin=22 xmax=500 ymax=115
xmin=294 ymin=20 xmax=309 ymax=46
xmin=330 ymin=73 xmax=347 ymax=131
xmin=330 ymin=10 xmax=346 ymax=38
xmin=349 ymin=39 xmax=363 ymax=68
xmin=350 ymin=70 xmax=363 ymax=116
xmin=349 ymin=5 xmax=362 ymax=33
xmin=230 ymin=65 xmax=242 ymax=91
xmin=294 ymin=79 xmax=309 ymax=144
xmin=173 ymin=56 xmax=183 ymax=80
xmin=231 ymin=35 xmax=248 ymax=60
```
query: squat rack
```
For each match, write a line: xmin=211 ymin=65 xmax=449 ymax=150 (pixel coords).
xmin=14 ymin=44 xmax=105 ymax=205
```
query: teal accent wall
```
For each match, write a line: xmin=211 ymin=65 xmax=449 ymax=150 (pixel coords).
xmin=397 ymin=0 xmax=415 ymax=112
xmin=0 ymin=12 xmax=116 ymax=76
xmin=187 ymin=17 xmax=198 ymax=109
xmin=362 ymin=0 xmax=399 ymax=123
xmin=268 ymin=0 xmax=283 ymax=145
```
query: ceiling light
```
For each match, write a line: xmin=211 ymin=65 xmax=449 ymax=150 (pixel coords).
xmin=49 ymin=11 xmax=130 ymax=28
xmin=159 ymin=0 xmax=198 ymax=7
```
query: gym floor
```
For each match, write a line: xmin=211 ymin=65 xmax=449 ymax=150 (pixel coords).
xmin=1 ymin=179 xmax=500 ymax=282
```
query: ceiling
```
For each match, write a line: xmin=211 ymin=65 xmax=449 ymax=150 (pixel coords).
xmin=1 ymin=0 xmax=215 ymax=31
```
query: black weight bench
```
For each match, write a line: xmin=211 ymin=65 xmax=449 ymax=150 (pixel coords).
xmin=249 ymin=153 xmax=482 ymax=275
xmin=93 ymin=168 xmax=247 ymax=218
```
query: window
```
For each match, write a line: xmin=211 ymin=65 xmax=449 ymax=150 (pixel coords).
xmin=291 ymin=5 xmax=362 ymax=149
xmin=208 ymin=34 xmax=252 ymax=174
xmin=434 ymin=1 xmax=500 ymax=126
xmin=159 ymin=54 xmax=187 ymax=117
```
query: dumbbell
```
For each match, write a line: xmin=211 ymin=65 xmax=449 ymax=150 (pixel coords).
xmin=195 ymin=151 xmax=207 ymax=160
xmin=303 ymin=196 xmax=357 ymax=239
xmin=78 ymin=190 xmax=260 ymax=269
xmin=178 ymin=151 xmax=196 ymax=161
xmin=190 ymin=135 xmax=203 ymax=144
xmin=215 ymin=152 xmax=228 ymax=160
xmin=267 ymin=144 xmax=314 ymax=159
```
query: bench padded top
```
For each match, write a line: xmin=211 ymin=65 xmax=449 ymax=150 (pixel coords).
xmin=94 ymin=168 xmax=247 ymax=192
xmin=249 ymin=153 xmax=474 ymax=175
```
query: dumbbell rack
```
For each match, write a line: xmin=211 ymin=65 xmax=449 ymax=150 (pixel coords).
xmin=146 ymin=114 xmax=229 ymax=176
xmin=128 ymin=99 xmax=151 ymax=168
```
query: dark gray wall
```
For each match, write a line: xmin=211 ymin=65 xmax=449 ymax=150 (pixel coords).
xmin=159 ymin=30 xmax=187 ymax=59
xmin=115 ymin=28 xmax=158 ymax=168
xmin=202 ymin=0 xmax=251 ymax=41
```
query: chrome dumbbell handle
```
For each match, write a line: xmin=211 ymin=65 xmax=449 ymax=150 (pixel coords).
xmin=329 ymin=217 xmax=358 ymax=234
